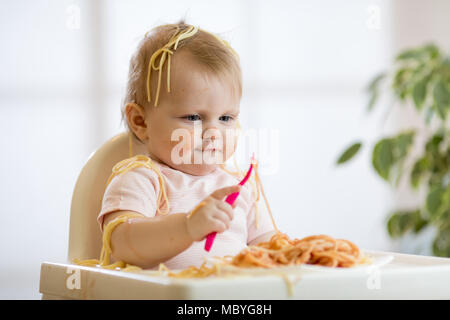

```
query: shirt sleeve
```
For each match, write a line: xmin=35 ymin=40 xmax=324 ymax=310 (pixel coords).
xmin=97 ymin=166 xmax=160 ymax=232
xmin=246 ymin=186 xmax=276 ymax=244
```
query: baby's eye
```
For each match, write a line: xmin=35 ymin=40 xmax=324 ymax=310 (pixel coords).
xmin=184 ymin=114 xmax=201 ymax=122
xmin=219 ymin=115 xmax=234 ymax=122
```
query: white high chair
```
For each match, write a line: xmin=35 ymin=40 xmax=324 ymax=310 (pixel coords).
xmin=67 ymin=131 xmax=146 ymax=262
xmin=39 ymin=132 xmax=450 ymax=300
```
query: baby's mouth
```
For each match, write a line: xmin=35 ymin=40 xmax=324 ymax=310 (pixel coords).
xmin=195 ymin=148 xmax=222 ymax=152
xmin=195 ymin=142 xmax=222 ymax=153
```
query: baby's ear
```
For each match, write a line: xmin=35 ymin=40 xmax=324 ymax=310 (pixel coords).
xmin=126 ymin=103 xmax=148 ymax=142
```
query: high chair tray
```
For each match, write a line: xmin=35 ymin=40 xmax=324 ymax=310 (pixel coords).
xmin=39 ymin=249 xmax=450 ymax=299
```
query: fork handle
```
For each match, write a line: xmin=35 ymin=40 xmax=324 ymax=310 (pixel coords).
xmin=204 ymin=192 xmax=239 ymax=251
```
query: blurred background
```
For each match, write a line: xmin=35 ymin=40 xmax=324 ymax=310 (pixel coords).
xmin=0 ymin=0 xmax=449 ymax=299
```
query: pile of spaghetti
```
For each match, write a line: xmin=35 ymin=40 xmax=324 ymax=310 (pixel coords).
xmin=160 ymin=232 xmax=366 ymax=278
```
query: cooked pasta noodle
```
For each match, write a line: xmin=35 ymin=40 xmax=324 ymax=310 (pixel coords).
xmin=74 ymin=212 xmax=144 ymax=272
xmin=146 ymin=24 xmax=238 ymax=107
xmin=230 ymin=233 xmax=363 ymax=268
xmin=107 ymin=155 xmax=170 ymax=215
xmin=74 ymin=155 xmax=171 ymax=271
xmin=156 ymin=232 xmax=366 ymax=296
xmin=146 ymin=26 xmax=198 ymax=106
xmin=160 ymin=232 xmax=365 ymax=279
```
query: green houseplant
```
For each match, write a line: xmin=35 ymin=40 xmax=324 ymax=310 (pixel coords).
xmin=336 ymin=43 xmax=450 ymax=257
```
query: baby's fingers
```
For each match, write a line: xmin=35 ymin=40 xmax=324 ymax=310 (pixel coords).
xmin=211 ymin=218 xmax=228 ymax=233
xmin=210 ymin=185 xmax=241 ymax=201
xmin=213 ymin=211 xmax=231 ymax=232
xmin=216 ymin=201 xmax=234 ymax=221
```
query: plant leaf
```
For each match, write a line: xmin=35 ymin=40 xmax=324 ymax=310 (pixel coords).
xmin=436 ymin=209 xmax=450 ymax=230
xmin=396 ymin=43 xmax=440 ymax=62
xmin=426 ymin=186 xmax=446 ymax=221
xmin=394 ymin=131 xmax=415 ymax=159
xmin=336 ymin=142 xmax=362 ymax=165
xmin=387 ymin=209 xmax=425 ymax=238
xmin=433 ymin=79 xmax=450 ymax=120
xmin=413 ymin=210 xmax=429 ymax=234
xmin=372 ymin=139 xmax=393 ymax=181
xmin=368 ymin=72 xmax=387 ymax=91
xmin=433 ymin=227 xmax=450 ymax=257
xmin=392 ymin=68 xmax=411 ymax=101
xmin=367 ymin=91 xmax=378 ymax=112
xmin=396 ymin=48 xmax=424 ymax=61
xmin=410 ymin=157 xmax=429 ymax=189
xmin=443 ymin=56 xmax=450 ymax=68
xmin=422 ymin=44 xmax=440 ymax=60
xmin=387 ymin=213 xmax=404 ymax=238
xmin=412 ymin=78 xmax=428 ymax=110
xmin=366 ymin=73 xmax=386 ymax=111
xmin=425 ymin=133 xmax=444 ymax=156
xmin=425 ymin=106 xmax=435 ymax=125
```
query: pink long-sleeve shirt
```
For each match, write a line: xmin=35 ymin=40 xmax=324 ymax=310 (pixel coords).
xmin=97 ymin=158 xmax=275 ymax=270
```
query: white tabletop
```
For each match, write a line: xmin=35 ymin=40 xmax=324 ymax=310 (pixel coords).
xmin=39 ymin=249 xmax=450 ymax=299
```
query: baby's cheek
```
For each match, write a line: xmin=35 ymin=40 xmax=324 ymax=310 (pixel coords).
xmin=185 ymin=128 xmax=197 ymax=152
xmin=180 ymin=133 xmax=193 ymax=152
xmin=169 ymin=127 xmax=195 ymax=159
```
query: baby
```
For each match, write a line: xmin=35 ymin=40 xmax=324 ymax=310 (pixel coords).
xmin=98 ymin=21 xmax=276 ymax=270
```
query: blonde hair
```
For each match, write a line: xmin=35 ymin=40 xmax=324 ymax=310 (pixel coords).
xmin=121 ymin=20 xmax=242 ymax=139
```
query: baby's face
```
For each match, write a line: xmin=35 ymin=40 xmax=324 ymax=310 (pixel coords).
xmin=142 ymin=51 xmax=240 ymax=176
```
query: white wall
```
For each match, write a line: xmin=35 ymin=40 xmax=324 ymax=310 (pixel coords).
xmin=0 ymin=0 xmax=447 ymax=299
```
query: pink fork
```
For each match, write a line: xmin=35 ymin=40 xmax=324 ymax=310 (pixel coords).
xmin=204 ymin=154 xmax=256 ymax=252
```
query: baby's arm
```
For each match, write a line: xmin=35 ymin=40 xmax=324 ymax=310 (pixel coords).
xmin=104 ymin=210 xmax=193 ymax=269
xmin=104 ymin=185 xmax=241 ymax=269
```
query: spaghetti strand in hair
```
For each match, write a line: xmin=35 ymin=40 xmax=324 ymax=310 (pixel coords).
xmin=146 ymin=25 xmax=199 ymax=106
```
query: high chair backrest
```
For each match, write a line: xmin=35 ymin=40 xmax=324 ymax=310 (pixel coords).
xmin=67 ymin=132 xmax=147 ymax=261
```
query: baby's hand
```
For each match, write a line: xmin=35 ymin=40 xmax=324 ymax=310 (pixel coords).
xmin=186 ymin=185 xmax=241 ymax=241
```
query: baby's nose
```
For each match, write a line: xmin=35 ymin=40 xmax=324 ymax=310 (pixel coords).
xmin=202 ymin=128 xmax=223 ymax=149
xmin=202 ymin=127 xmax=220 ymax=140
xmin=208 ymin=132 xmax=217 ymax=141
